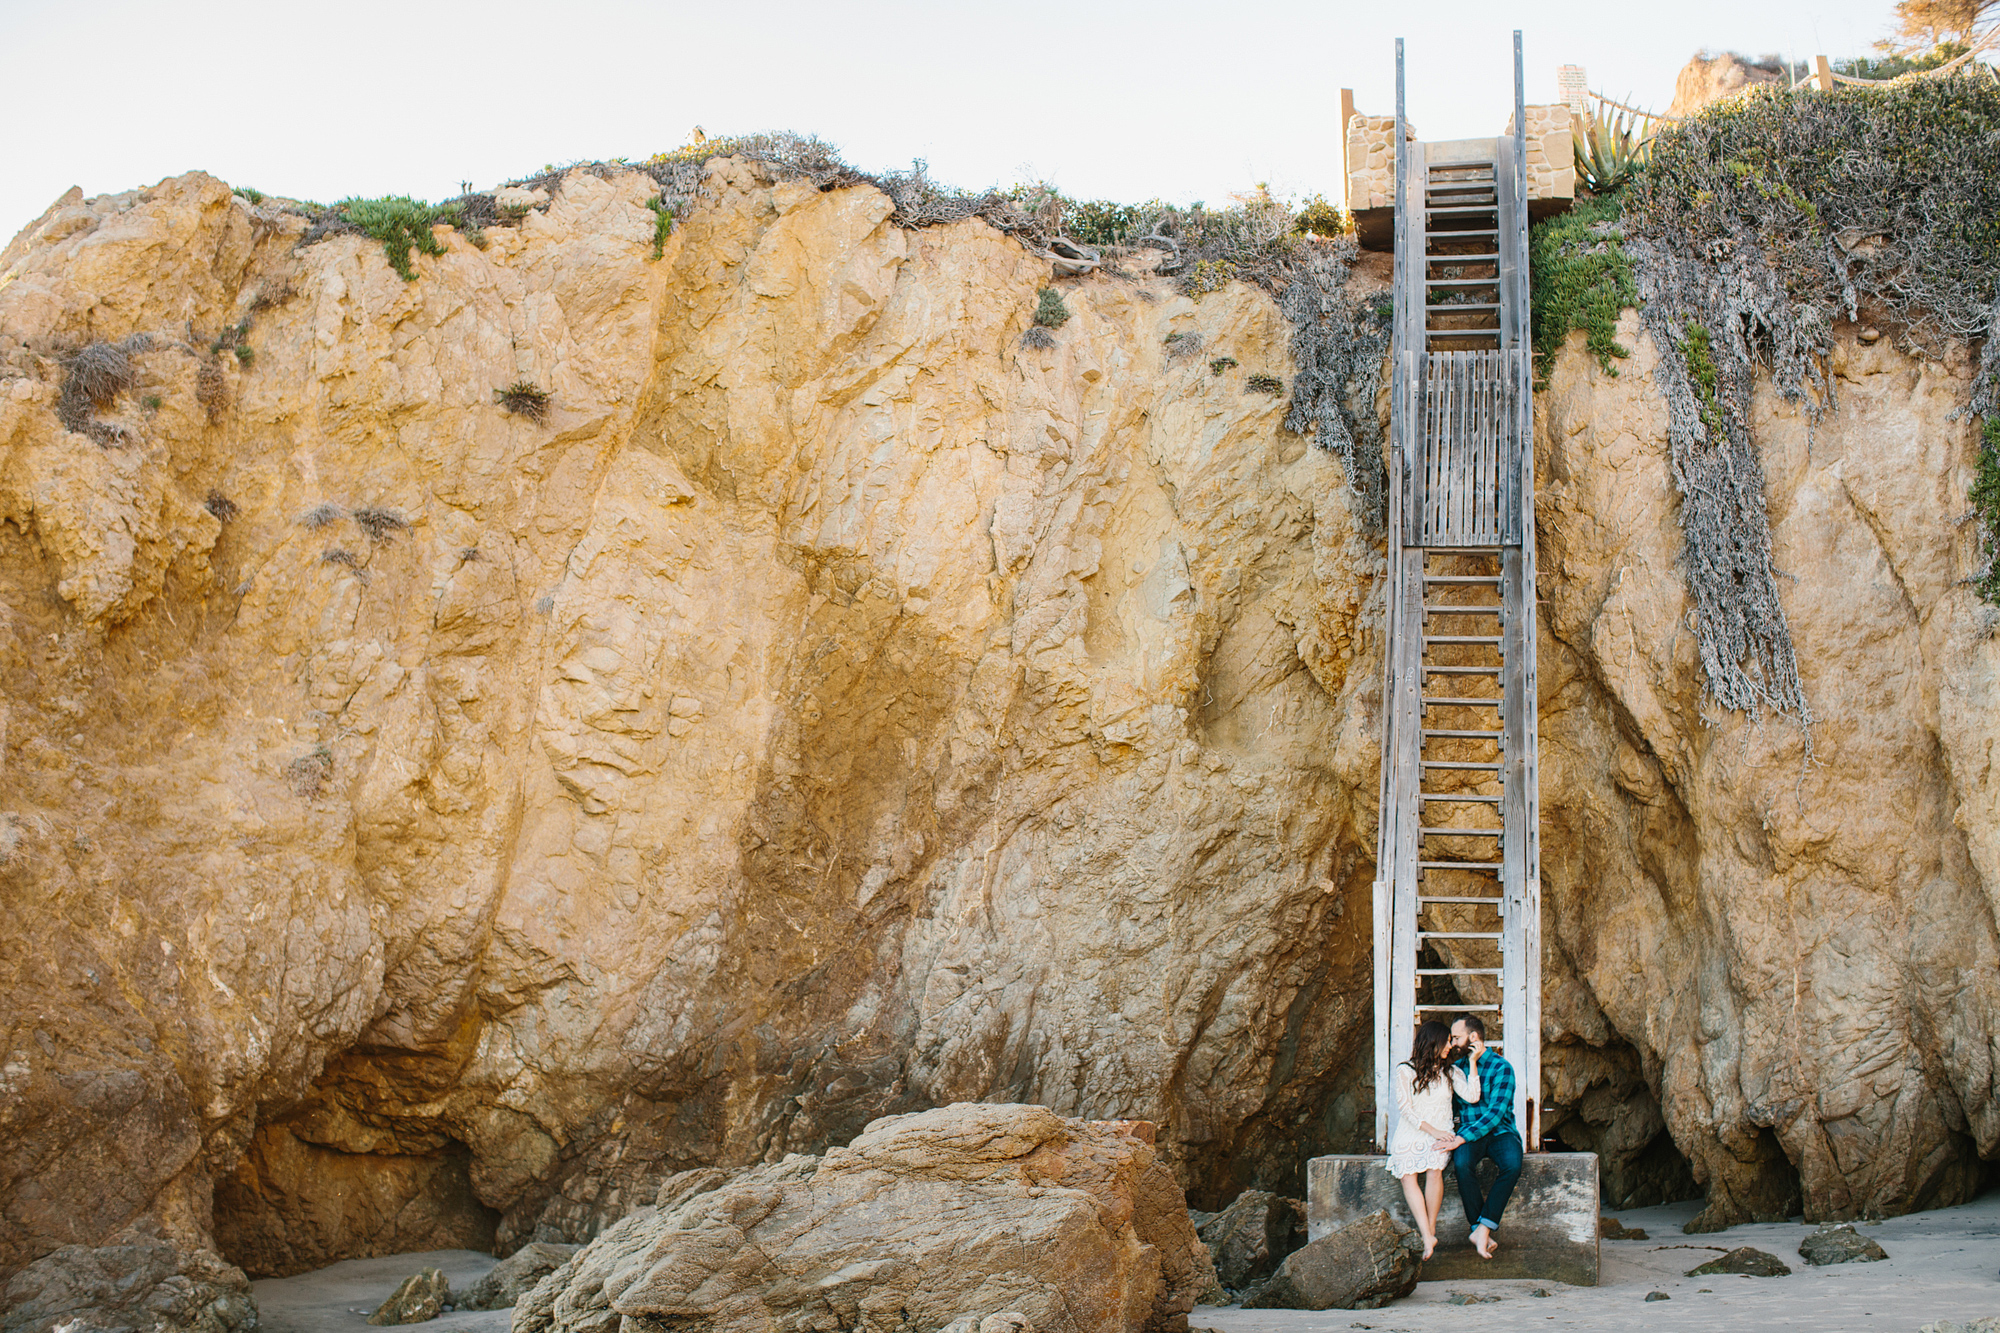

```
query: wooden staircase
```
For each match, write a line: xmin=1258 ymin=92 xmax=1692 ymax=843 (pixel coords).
xmin=1372 ymin=34 xmax=1542 ymax=1149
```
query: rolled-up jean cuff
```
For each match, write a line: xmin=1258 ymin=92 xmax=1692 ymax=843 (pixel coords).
xmin=1477 ymin=1217 xmax=1499 ymax=1231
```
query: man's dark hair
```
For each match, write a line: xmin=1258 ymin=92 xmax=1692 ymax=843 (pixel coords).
xmin=1461 ymin=1015 xmax=1486 ymax=1039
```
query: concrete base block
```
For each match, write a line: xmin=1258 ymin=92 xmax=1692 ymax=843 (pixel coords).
xmin=1306 ymin=1152 xmax=1600 ymax=1286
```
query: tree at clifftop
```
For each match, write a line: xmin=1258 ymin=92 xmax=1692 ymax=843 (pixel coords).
xmin=1881 ymin=0 xmax=1998 ymax=52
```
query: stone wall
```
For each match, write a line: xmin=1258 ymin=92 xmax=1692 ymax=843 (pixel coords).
xmin=1346 ymin=115 xmax=1415 ymax=211
xmin=1505 ymin=104 xmax=1576 ymax=204
xmin=1349 ymin=105 xmax=1573 ymax=213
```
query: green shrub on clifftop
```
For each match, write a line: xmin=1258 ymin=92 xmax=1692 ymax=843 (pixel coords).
xmin=646 ymin=198 xmax=674 ymax=259
xmin=1528 ymin=194 xmax=1637 ymax=387
xmin=1620 ymin=77 xmax=2000 ymax=727
xmin=326 ymin=196 xmax=466 ymax=281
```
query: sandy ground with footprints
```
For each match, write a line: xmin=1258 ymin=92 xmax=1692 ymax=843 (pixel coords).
xmin=248 ymin=1192 xmax=2000 ymax=1333
xmin=1199 ymin=1193 xmax=2000 ymax=1333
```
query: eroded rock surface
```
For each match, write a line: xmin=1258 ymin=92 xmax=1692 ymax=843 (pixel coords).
xmin=0 ymin=1238 xmax=256 ymax=1333
xmin=1798 ymin=1224 xmax=1887 ymax=1266
xmin=1195 ymin=1189 xmax=1306 ymax=1292
xmin=368 ymin=1266 xmax=449 ymax=1325
xmin=1239 ymin=1209 xmax=1418 ymax=1311
xmin=0 ymin=161 xmax=1382 ymax=1279
xmin=1686 ymin=1246 xmax=1792 ymax=1278
xmin=1536 ymin=317 xmax=2000 ymax=1229
xmin=0 ymin=153 xmax=1996 ymax=1283
xmin=460 ymin=1240 xmax=576 ymax=1309
xmin=512 ymin=1104 xmax=1213 ymax=1333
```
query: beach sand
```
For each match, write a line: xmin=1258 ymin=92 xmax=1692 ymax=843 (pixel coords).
xmin=252 ymin=1249 xmax=509 ymax=1333
xmin=1199 ymin=1193 xmax=2000 ymax=1333
xmin=247 ymin=1192 xmax=2000 ymax=1333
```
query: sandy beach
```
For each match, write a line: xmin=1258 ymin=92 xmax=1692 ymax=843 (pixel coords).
xmin=248 ymin=1192 xmax=2000 ymax=1333
xmin=1199 ymin=1194 xmax=2000 ymax=1333
xmin=252 ymin=1249 xmax=510 ymax=1333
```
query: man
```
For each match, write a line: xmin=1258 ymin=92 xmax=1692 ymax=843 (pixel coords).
xmin=1444 ymin=1016 xmax=1521 ymax=1259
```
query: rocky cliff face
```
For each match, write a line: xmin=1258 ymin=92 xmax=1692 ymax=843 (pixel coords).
xmin=0 ymin=159 xmax=1993 ymax=1286
xmin=1665 ymin=51 xmax=1787 ymax=118
xmin=1535 ymin=319 xmax=2000 ymax=1229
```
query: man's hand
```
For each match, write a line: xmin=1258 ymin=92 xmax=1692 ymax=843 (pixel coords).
xmin=1467 ymin=1032 xmax=1486 ymax=1062
xmin=1434 ymin=1135 xmax=1463 ymax=1151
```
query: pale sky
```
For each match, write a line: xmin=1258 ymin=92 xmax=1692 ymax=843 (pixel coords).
xmin=0 ymin=0 xmax=1927 ymax=243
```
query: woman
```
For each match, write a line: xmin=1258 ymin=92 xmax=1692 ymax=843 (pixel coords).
xmin=1386 ymin=1019 xmax=1480 ymax=1260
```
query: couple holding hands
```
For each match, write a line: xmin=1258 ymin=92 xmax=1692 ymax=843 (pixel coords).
xmin=1386 ymin=1014 xmax=1524 ymax=1260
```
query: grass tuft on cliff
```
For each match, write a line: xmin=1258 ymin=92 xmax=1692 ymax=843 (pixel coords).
xmin=58 ymin=334 xmax=152 ymax=446
xmin=495 ymin=380 xmax=552 ymax=423
xmin=317 ymin=196 xmax=467 ymax=281
xmin=1971 ymin=417 xmax=2000 ymax=603
xmin=646 ymin=198 xmax=674 ymax=259
xmin=1528 ymin=194 xmax=1637 ymax=387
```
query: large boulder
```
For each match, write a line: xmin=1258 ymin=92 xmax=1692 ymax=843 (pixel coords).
xmin=513 ymin=1103 xmax=1215 ymax=1333
xmin=461 ymin=1242 xmax=579 ymax=1310
xmin=0 ymin=1240 xmax=256 ymax=1333
xmin=1240 ymin=1210 xmax=1420 ymax=1311
xmin=1194 ymin=1190 xmax=1306 ymax=1291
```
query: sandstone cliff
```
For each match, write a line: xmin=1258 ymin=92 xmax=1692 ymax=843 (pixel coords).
xmin=0 ymin=158 xmax=1993 ymax=1288
xmin=1665 ymin=51 xmax=1788 ymax=118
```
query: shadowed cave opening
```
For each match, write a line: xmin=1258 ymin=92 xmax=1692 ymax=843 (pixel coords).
xmin=212 ymin=1121 xmax=498 ymax=1278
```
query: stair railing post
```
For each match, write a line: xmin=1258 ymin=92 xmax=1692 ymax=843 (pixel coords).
xmin=1373 ymin=35 xmax=1410 ymax=1154
xmin=1507 ymin=27 xmax=1543 ymax=1148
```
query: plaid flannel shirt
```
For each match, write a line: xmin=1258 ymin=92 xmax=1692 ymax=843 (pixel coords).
xmin=1453 ymin=1047 xmax=1518 ymax=1142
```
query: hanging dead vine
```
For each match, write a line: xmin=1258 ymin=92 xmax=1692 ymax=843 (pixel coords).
xmin=1618 ymin=75 xmax=2000 ymax=728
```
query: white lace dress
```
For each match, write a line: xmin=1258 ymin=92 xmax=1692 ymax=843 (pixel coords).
xmin=1385 ymin=1060 xmax=1481 ymax=1177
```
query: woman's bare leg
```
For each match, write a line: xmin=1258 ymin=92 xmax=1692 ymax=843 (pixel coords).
xmin=1398 ymin=1173 xmax=1437 ymax=1259
xmin=1424 ymin=1169 xmax=1445 ymax=1237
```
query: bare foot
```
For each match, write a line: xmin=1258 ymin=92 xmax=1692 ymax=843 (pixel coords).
xmin=1472 ymin=1225 xmax=1495 ymax=1259
xmin=1422 ymin=1232 xmax=1437 ymax=1260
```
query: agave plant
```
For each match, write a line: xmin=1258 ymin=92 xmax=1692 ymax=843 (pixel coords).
xmin=1573 ymin=106 xmax=1655 ymax=194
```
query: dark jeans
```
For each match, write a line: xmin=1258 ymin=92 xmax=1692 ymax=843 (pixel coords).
xmin=1452 ymin=1130 xmax=1524 ymax=1230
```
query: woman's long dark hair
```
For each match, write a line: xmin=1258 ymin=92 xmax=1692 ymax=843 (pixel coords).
xmin=1409 ymin=1020 xmax=1453 ymax=1092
